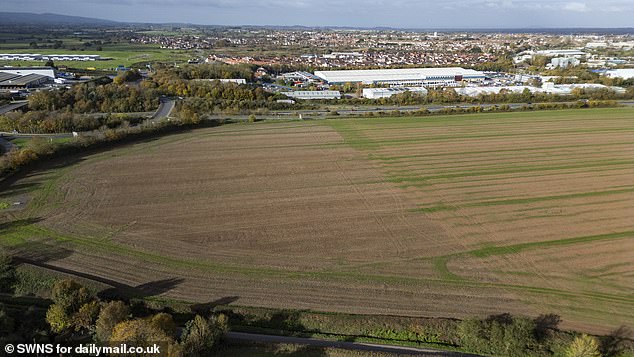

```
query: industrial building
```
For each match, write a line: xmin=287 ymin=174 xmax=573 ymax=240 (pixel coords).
xmin=218 ymin=78 xmax=247 ymax=84
xmin=454 ymin=83 xmax=625 ymax=97
xmin=514 ymin=49 xmax=586 ymax=65
xmin=314 ymin=67 xmax=485 ymax=87
xmin=605 ymin=69 xmax=634 ymax=80
xmin=281 ymin=90 xmax=341 ymax=100
xmin=455 ymin=86 xmax=540 ymax=97
xmin=547 ymin=57 xmax=580 ymax=69
xmin=534 ymin=49 xmax=586 ymax=57
xmin=192 ymin=78 xmax=247 ymax=84
xmin=362 ymin=87 xmax=428 ymax=99
xmin=0 ymin=73 xmax=52 ymax=89
xmin=0 ymin=53 xmax=102 ymax=61
xmin=0 ymin=66 xmax=56 ymax=79
xmin=280 ymin=71 xmax=322 ymax=83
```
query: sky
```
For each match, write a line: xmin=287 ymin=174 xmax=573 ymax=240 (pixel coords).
xmin=4 ymin=0 xmax=634 ymax=28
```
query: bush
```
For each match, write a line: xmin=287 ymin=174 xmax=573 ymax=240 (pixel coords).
xmin=566 ymin=334 xmax=601 ymax=357
xmin=181 ymin=314 xmax=228 ymax=356
xmin=0 ymin=249 xmax=16 ymax=293
xmin=458 ymin=314 xmax=543 ymax=356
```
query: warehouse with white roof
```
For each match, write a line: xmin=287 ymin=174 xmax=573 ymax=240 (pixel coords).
xmin=363 ymin=87 xmax=428 ymax=99
xmin=454 ymin=83 xmax=625 ymax=97
xmin=605 ymin=69 xmax=634 ymax=80
xmin=314 ymin=67 xmax=485 ymax=87
xmin=281 ymin=90 xmax=341 ymax=100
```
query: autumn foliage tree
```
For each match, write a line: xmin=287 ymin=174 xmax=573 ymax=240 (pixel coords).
xmin=181 ymin=314 xmax=228 ymax=356
xmin=109 ymin=318 xmax=174 ymax=351
xmin=45 ymin=279 xmax=97 ymax=333
xmin=566 ymin=334 xmax=601 ymax=357
xmin=95 ymin=300 xmax=130 ymax=343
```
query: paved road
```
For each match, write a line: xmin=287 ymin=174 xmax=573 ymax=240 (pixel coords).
xmin=151 ymin=98 xmax=176 ymax=121
xmin=0 ymin=132 xmax=74 ymax=139
xmin=0 ymin=101 xmax=28 ymax=115
xmin=226 ymin=332 xmax=482 ymax=356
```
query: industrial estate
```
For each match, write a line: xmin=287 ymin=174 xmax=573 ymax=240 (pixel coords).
xmin=0 ymin=10 xmax=633 ymax=357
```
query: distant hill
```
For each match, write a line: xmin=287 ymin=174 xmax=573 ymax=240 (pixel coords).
xmin=0 ymin=12 xmax=119 ymax=26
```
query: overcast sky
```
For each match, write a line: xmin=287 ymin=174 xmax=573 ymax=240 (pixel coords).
xmin=4 ymin=0 xmax=634 ymax=28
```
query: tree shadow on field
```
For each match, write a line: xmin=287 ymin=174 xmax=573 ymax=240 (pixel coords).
xmin=3 ymin=217 xmax=76 ymax=266
xmin=191 ymin=295 xmax=240 ymax=316
xmin=0 ymin=217 xmax=43 ymax=232
xmin=99 ymin=277 xmax=185 ymax=300
xmin=0 ymin=182 xmax=40 ymax=199
xmin=135 ymin=277 xmax=185 ymax=296
xmin=11 ymin=240 xmax=74 ymax=265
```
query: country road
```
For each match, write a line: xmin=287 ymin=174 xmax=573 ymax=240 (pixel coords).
xmin=226 ymin=332 xmax=483 ymax=356
xmin=151 ymin=97 xmax=176 ymax=121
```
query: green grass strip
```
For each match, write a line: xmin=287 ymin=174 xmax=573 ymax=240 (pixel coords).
xmin=469 ymin=231 xmax=634 ymax=258
xmin=414 ymin=186 xmax=634 ymax=212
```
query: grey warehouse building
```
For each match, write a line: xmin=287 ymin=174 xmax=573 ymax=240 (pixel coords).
xmin=0 ymin=66 xmax=56 ymax=79
xmin=281 ymin=90 xmax=342 ymax=100
xmin=314 ymin=67 xmax=485 ymax=87
xmin=0 ymin=73 xmax=52 ymax=89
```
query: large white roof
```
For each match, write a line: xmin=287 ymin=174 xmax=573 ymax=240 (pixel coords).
xmin=314 ymin=67 xmax=485 ymax=83
xmin=606 ymin=69 xmax=634 ymax=80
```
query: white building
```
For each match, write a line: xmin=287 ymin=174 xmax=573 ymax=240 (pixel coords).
xmin=280 ymin=71 xmax=321 ymax=82
xmin=455 ymin=83 xmax=625 ymax=97
xmin=218 ymin=79 xmax=246 ymax=84
xmin=534 ymin=49 xmax=586 ymax=58
xmin=547 ymin=57 xmax=581 ymax=69
xmin=0 ymin=53 xmax=102 ymax=61
xmin=605 ymin=69 xmax=634 ymax=80
xmin=513 ymin=53 xmax=533 ymax=64
xmin=314 ymin=67 xmax=485 ymax=87
xmin=42 ymin=54 xmax=101 ymax=61
xmin=281 ymin=90 xmax=341 ymax=100
xmin=0 ymin=66 xmax=56 ymax=79
xmin=0 ymin=53 xmax=42 ymax=61
xmin=455 ymin=86 xmax=539 ymax=97
xmin=323 ymin=52 xmax=363 ymax=59
xmin=362 ymin=87 xmax=428 ymax=99
xmin=543 ymin=82 xmax=626 ymax=95
xmin=192 ymin=78 xmax=247 ymax=84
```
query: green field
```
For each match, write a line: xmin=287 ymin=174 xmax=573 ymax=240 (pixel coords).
xmin=1 ymin=108 xmax=633 ymax=335
xmin=0 ymin=44 xmax=194 ymax=70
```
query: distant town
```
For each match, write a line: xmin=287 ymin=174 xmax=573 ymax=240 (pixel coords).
xmin=1 ymin=27 xmax=633 ymax=101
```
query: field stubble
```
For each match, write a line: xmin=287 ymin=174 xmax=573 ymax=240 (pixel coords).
xmin=1 ymin=108 xmax=633 ymax=333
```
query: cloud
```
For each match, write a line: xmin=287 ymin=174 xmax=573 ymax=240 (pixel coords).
xmin=562 ymin=2 xmax=588 ymax=12
xmin=5 ymin=0 xmax=634 ymax=27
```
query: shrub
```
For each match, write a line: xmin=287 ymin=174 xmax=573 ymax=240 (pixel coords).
xmin=566 ymin=334 xmax=601 ymax=357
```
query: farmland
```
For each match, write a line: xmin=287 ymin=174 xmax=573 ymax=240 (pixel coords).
xmin=0 ymin=44 xmax=193 ymax=69
xmin=1 ymin=108 xmax=633 ymax=334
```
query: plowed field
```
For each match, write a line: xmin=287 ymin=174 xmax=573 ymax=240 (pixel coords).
xmin=2 ymin=108 xmax=633 ymax=333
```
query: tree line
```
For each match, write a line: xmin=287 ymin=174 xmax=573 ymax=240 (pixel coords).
xmin=0 ymin=111 xmax=145 ymax=134
xmin=27 ymin=81 xmax=159 ymax=113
